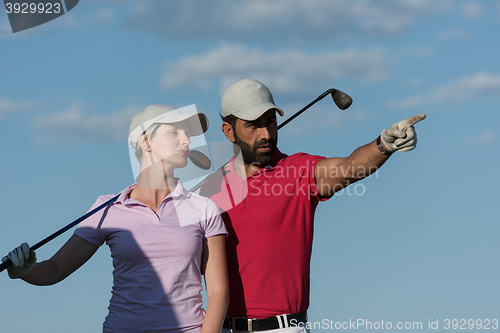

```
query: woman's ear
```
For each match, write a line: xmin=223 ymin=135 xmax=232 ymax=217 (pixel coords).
xmin=138 ymin=135 xmax=151 ymax=152
xmin=222 ymin=122 xmax=236 ymax=143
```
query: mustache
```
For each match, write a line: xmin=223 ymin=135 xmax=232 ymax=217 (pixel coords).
xmin=253 ymin=139 xmax=276 ymax=149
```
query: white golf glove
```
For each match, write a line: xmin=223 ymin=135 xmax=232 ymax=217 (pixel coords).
xmin=380 ymin=114 xmax=426 ymax=153
xmin=2 ymin=243 xmax=37 ymax=279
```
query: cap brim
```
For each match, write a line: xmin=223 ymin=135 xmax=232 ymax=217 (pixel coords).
xmin=231 ymin=102 xmax=284 ymax=121
xmin=129 ymin=107 xmax=209 ymax=144
xmin=156 ymin=113 xmax=208 ymax=136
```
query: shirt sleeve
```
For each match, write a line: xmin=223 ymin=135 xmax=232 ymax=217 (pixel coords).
xmin=296 ymin=153 xmax=329 ymax=202
xmin=203 ymin=198 xmax=228 ymax=238
xmin=74 ymin=194 xmax=116 ymax=246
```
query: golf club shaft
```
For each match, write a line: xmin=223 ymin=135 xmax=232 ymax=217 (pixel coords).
xmin=0 ymin=194 xmax=120 ymax=273
xmin=277 ymin=89 xmax=334 ymax=130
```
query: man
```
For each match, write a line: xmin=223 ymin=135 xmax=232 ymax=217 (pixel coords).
xmin=200 ymin=79 xmax=425 ymax=332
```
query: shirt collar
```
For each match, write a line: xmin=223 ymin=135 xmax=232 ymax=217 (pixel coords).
xmin=116 ymin=178 xmax=191 ymax=205
xmin=170 ymin=179 xmax=191 ymax=198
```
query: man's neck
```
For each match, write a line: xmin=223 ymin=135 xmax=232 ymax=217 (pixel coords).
xmin=244 ymin=162 xmax=264 ymax=178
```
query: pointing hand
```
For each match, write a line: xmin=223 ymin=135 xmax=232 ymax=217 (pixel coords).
xmin=380 ymin=114 xmax=426 ymax=153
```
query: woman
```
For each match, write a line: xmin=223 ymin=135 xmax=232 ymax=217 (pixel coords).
xmin=2 ymin=104 xmax=229 ymax=333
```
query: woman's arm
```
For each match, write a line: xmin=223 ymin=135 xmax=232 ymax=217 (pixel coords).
xmin=21 ymin=234 xmax=99 ymax=286
xmin=201 ymin=234 xmax=229 ymax=333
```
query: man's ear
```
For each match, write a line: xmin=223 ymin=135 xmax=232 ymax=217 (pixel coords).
xmin=139 ymin=135 xmax=151 ymax=152
xmin=222 ymin=122 xmax=236 ymax=143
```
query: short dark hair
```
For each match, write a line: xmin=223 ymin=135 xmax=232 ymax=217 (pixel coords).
xmin=220 ymin=114 xmax=238 ymax=131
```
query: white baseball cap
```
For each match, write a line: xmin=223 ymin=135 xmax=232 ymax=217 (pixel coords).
xmin=128 ymin=104 xmax=208 ymax=145
xmin=221 ymin=79 xmax=284 ymax=121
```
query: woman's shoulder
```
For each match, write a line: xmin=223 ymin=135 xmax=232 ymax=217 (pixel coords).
xmin=188 ymin=191 xmax=215 ymax=206
xmin=185 ymin=192 xmax=220 ymax=215
xmin=89 ymin=184 xmax=134 ymax=210
xmin=85 ymin=193 xmax=118 ymax=212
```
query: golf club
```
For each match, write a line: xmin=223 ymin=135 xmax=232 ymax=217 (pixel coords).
xmin=0 ymin=149 xmax=211 ymax=273
xmin=189 ymin=87 xmax=353 ymax=192
xmin=277 ymin=88 xmax=352 ymax=130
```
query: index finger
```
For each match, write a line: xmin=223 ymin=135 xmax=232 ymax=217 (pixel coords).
xmin=398 ymin=113 xmax=426 ymax=131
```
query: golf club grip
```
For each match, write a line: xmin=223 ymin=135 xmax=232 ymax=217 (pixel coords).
xmin=0 ymin=194 xmax=120 ymax=274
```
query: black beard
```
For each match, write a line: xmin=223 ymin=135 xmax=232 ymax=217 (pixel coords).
xmin=234 ymin=134 xmax=277 ymax=166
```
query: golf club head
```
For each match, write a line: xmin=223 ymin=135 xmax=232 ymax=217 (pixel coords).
xmin=189 ymin=150 xmax=211 ymax=170
xmin=331 ymin=89 xmax=353 ymax=110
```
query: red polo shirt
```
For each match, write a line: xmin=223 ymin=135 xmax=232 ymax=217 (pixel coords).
xmin=200 ymin=150 xmax=328 ymax=318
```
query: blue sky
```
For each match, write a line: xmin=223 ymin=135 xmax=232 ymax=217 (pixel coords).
xmin=1 ymin=1 xmax=499 ymax=332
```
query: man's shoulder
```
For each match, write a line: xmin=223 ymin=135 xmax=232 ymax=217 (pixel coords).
xmin=275 ymin=151 xmax=326 ymax=167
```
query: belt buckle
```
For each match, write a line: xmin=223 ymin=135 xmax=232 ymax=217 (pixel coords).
xmin=232 ymin=317 xmax=253 ymax=332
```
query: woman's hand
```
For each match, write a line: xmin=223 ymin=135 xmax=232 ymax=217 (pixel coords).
xmin=7 ymin=235 xmax=99 ymax=286
xmin=2 ymin=243 xmax=37 ymax=279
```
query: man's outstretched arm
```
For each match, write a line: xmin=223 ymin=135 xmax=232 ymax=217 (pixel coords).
xmin=315 ymin=114 xmax=426 ymax=197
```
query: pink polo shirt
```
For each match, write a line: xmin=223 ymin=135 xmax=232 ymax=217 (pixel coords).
xmin=200 ymin=150 xmax=328 ymax=319
xmin=75 ymin=180 xmax=226 ymax=333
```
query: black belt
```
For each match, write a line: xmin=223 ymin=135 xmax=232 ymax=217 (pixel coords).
xmin=223 ymin=312 xmax=307 ymax=332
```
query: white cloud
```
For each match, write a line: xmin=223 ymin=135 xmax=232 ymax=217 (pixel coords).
xmin=124 ymin=0 xmax=450 ymax=42
xmin=461 ymin=2 xmax=483 ymax=20
xmin=0 ymin=98 xmax=35 ymax=120
xmin=461 ymin=131 xmax=495 ymax=148
xmin=34 ymin=104 xmax=140 ymax=142
xmin=437 ymin=27 xmax=471 ymax=40
xmin=388 ymin=72 xmax=500 ymax=110
xmin=162 ymin=43 xmax=389 ymax=97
